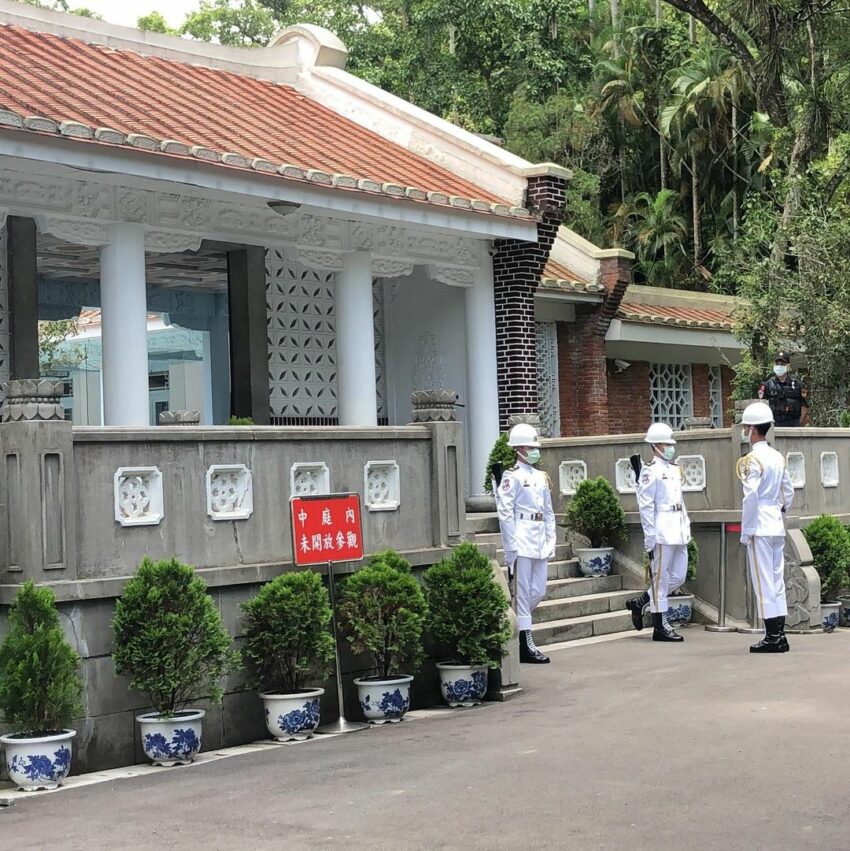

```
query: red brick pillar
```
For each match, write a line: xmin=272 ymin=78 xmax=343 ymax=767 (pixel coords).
xmin=721 ymin=365 xmax=736 ymax=427
xmin=691 ymin=364 xmax=711 ymax=419
xmin=608 ymin=361 xmax=651 ymax=433
xmin=493 ymin=173 xmax=566 ymax=429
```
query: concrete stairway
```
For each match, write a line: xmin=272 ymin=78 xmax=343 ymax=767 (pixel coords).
xmin=469 ymin=514 xmax=635 ymax=649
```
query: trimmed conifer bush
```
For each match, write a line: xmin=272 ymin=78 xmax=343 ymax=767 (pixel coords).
xmin=483 ymin=432 xmax=517 ymax=494
xmin=566 ymin=477 xmax=628 ymax=548
xmin=424 ymin=542 xmax=510 ymax=667
xmin=337 ymin=551 xmax=427 ymax=679
xmin=0 ymin=581 xmax=83 ymax=735
xmin=804 ymin=515 xmax=850 ymax=602
xmin=112 ymin=557 xmax=237 ymax=717
xmin=241 ymin=571 xmax=335 ymax=694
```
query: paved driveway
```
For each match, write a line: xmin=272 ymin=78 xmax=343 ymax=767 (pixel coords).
xmin=3 ymin=628 xmax=848 ymax=850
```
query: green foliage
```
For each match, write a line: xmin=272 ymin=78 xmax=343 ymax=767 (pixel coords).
xmin=241 ymin=571 xmax=335 ymax=694
xmin=803 ymin=515 xmax=850 ymax=602
xmin=112 ymin=557 xmax=238 ymax=717
xmin=39 ymin=319 xmax=84 ymax=373
xmin=337 ymin=551 xmax=427 ymax=679
xmin=565 ymin=477 xmax=628 ymax=549
xmin=0 ymin=582 xmax=83 ymax=735
xmin=483 ymin=432 xmax=517 ymax=494
xmin=686 ymin=538 xmax=698 ymax=583
xmin=181 ymin=0 xmax=278 ymax=46
xmin=423 ymin=542 xmax=511 ymax=668
xmin=227 ymin=416 xmax=255 ymax=425
xmin=839 ymin=411 xmax=850 ymax=429
xmin=137 ymin=11 xmax=179 ymax=34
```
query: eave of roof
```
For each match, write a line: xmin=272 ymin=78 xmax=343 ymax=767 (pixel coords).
xmin=617 ymin=301 xmax=735 ymax=331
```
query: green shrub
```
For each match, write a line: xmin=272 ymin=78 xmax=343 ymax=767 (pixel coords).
xmin=839 ymin=410 xmax=850 ymax=429
xmin=337 ymin=551 xmax=427 ymax=679
xmin=227 ymin=416 xmax=254 ymax=426
xmin=423 ymin=542 xmax=510 ymax=668
xmin=0 ymin=582 xmax=83 ymax=735
xmin=241 ymin=571 xmax=335 ymax=695
xmin=483 ymin=432 xmax=516 ymax=494
xmin=687 ymin=538 xmax=699 ymax=583
xmin=112 ymin=557 xmax=238 ymax=717
xmin=566 ymin=477 xmax=628 ymax=548
xmin=803 ymin=515 xmax=850 ymax=602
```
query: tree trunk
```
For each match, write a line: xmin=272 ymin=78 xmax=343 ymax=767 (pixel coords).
xmin=691 ymin=154 xmax=701 ymax=270
xmin=589 ymin=0 xmax=596 ymax=18
xmin=610 ymin=0 xmax=620 ymax=56
xmin=659 ymin=135 xmax=667 ymax=191
xmin=655 ymin=0 xmax=662 ymax=24
xmin=731 ymin=104 xmax=739 ymax=238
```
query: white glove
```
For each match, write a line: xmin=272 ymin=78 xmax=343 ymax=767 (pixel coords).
xmin=504 ymin=550 xmax=518 ymax=568
xmin=741 ymin=535 xmax=750 ymax=546
xmin=644 ymin=539 xmax=655 ymax=553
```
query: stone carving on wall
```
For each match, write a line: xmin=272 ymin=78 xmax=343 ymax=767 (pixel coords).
xmin=413 ymin=332 xmax=445 ymax=391
xmin=290 ymin=462 xmax=330 ymax=497
xmin=206 ymin=465 xmax=253 ymax=521
xmin=820 ymin=451 xmax=839 ymax=488
xmin=364 ymin=460 xmax=401 ymax=511
xmin=615 ymin=458 xmax=638 ymax=494
xmin=678 ymin=455 xmax=707 ymax=492
xmin=558 ymin=460 xmax=587 ymax=496
xmin=784 ymin=529 xmax=819 ymax=632
xmin=372 ymin=259 xmax=414 ymax=279
xmin=786 ymin=452 xmax=806 ymax=489
xmin=113 ymin=467 xmax=164 ymax=527
xmin=427 ymin=264 xmax=476 ymax=287
xmin=1 ymin=379 xmax=65 ymax=421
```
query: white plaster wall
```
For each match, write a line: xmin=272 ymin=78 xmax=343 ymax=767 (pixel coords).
xmin=383 ymin=268 xmax=470 ymax=486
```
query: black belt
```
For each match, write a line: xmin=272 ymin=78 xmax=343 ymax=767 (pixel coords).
xmin=518 ymin=512 xmax=543 ymax=521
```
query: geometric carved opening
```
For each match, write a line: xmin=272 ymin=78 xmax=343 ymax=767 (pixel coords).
xmin=364 ymin=460 xmax=400 ymax=511
xmin=206 ymin=464 xmax=253 ymax=520
xmin=678 ymin=455 xmax=707 ymax=492
xmin=786 ymin=452 xmax=806 ymax=489
xmin=558 ymin=460 xmax=586 ymax=496
xmin=113 ymin=466 xmax=164 ymax=527
xmin=289 ymin=462 xmax=330 ymax=498
xmin=820 ymin=452 xmax=839 ymax=488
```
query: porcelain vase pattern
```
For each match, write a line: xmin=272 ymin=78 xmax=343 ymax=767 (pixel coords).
xmin=137 ymin=709 xmax=205 ymax=766
xmin=436 ymin=664 xmax=488 ymax=708
xmin=0 ymin=730 xmax=76 ymax=791
xmin=822 ymin=602 xmax=840 ymax=633
xmin=354 ymin=675 xmax=413 ymax=724
xmin=260 ymin=689 xmax=324 ymax=741
xmin=575 ymin=547 xmax=614 ymax=577
xmin=666 ymin=595 xmax=694 ymax=626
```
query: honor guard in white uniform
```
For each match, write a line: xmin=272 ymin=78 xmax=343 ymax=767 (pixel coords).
xmin=626 ymin=422 xmax=692 ymax=642
xmin=495 ymin=423 xmax=556 ymax=664
xmin=737 ymin=401 xmax=794 ymax=653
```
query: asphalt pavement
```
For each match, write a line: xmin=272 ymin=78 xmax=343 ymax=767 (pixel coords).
xmin=3 ymin=627 xmax=849 ymax=850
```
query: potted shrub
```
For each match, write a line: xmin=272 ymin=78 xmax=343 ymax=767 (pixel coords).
xmin=112 ymin=557 xmax=237 ymax=765
xmin=241 ymin=571 xmax=335 ymax=742
xmin=0 ymin=582 xmax=83 ymax=791
xmin=424 ymin=542 xmax=511 ymax=708
xmin=483 ymin=432 xmax=516 ymax=494
xmin=566 ymin=477 xmax=628 ymax=577
xmin=803 ymin=515 xmax=850 ymax=632
xmin=337 ymin=550 xmax=427 ymax=724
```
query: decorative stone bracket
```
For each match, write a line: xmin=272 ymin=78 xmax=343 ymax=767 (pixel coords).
xmin=1 ymin=379 xmax=65 ymax=422
xmin=410 ymin=390 xmax=458 ymax=423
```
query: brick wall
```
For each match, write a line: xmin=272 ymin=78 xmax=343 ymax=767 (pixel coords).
xmin=721 ymin=365 xmax=735 ymax=427
xmin=692 ymin=363 xmax=711 ymax=419
xmin=493 ymin=175 xmax=565 ymax=429
xmin=608 ymin=360 xmax=651 ymax=434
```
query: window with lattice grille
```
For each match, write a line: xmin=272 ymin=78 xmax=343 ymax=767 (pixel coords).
xmin=709 ymin=365 xmax=723 ymax=428
xmin=649 ymin=363 xmax=693 ymax=430
xmin=535 ymin=321 xmax=560 ymax=437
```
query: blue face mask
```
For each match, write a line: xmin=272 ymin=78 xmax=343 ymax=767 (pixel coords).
xmin=774 ymin=364 xmax=788 ymax=378
xmin=525 ymin=449 xmax=541 ymax=465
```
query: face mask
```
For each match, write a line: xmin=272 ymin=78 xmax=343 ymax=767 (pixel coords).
xmin=773 ymin=364 xmax=788 ymax=378
xmin=661 ymin=446 xmax=676 ymax=461
xmin=525 ymin=449 xmax=541 ymax=465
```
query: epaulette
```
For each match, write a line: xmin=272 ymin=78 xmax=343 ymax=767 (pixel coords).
xmin=645 ymin=457 xmax=655 ymax=466
xmin=736 ymin=453 xmax=763 ymax=481
xmin=543 ymin=471 xmax=555 ymax=493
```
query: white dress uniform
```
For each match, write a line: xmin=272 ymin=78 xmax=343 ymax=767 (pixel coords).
xmin=737 ymin=441 xmax=794 ymax=619
xmin=496 ymin=461 xmax=556 ymax=631
xmin=636 ymin=457 xmax=691 ymax=613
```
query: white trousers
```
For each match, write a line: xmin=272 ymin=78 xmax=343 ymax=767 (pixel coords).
xmin=516 ymin=556 xmax=548 ymax=631
xmin=648 ymin=544 xmax=688 ymax=613
xmin=746 ymin=536 xmax=787 ymax=619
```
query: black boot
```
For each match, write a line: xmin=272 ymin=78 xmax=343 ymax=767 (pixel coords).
xmin=625 ymin=592 xmax=650 ymax=631
xmin=519 ymin=630 xmax=550 ymax=664
xmin=750 ymin=617 xmax=783 ymax=653
xmin=652 ymin=611 xmax=684 ymax=642
xmin=776 ymin=615 xmax=790 ymax=653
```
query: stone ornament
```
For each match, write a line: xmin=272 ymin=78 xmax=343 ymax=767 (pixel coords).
xmin=820 ymin=452 xmax=839 ymax=488
xmin=410 ymin=390 xmax=458 ymax=423
xmin=785 ymin=452 xmax=806 ymax=489
xmin=364 ymin=460 xmax=400 ymax=511
xmin=206 ymin=465 xmax=253 ymax=521
xmin=678 ymin=455 xmax=707 ymax=492
xmin=1 ymin=379 xmax=65 ymax=422
xmin=558 ymin=460 xmax=587 ymax=496
xmin=290 ymin=462 xmax=330 ymax=497
xmin=114 ymin=467 xmax=164 ymax=527
xmin=158 ymin=410 xmax=201 ymax=426
xmin=615 ymin=458 xmax=638 ymax=494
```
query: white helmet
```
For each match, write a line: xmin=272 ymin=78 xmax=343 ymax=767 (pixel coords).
xmin=507 ymin=422 xmax=541 ymax=448
xmin=742 ymin=401 xmax=774 ymax=426
xmin=645 ymin=422 xmax=675 ymax=445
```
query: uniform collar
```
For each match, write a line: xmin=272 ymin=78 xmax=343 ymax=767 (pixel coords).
xmin=751 ymin=440 xmax=771 ymax=452
xmin=517 ymin=460 xmax=535 ymax=472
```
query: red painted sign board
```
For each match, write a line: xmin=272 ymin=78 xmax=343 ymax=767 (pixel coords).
xmin=726 ymin=523 xmax=741 ymax=534
xmin=290 ymin=494 xmax=364 ymax=566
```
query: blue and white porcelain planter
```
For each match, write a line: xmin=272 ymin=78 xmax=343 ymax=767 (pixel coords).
xmin=0 ymin=729 xmax=76 ymax=791
xmin=666 ymin=594 xmax=694 ymax=626
xmin=436 ymin=663 xmax=488 ymax=708
xmin=260 ymin=689 xmax=324 ymax=742
xmin=575 ymin=547 xmax=614 ymax=577
xmin=137 ymin=709 xmax=205 ymax=766
xmin=838 ymin=597 xmax=850 ymax=628
xmin=354 ymin=675 xmax=413 ymax=724
xmin=822 ymin=602 xmax=840 ymax=633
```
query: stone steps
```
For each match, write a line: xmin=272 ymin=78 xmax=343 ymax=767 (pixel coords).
xmin=532 ymin=610 xmax=635 ymax=645
xmin=543 ymin=575 xmax=623 ymax=601
xmin=503 ymin=558 xmax=582 ymax=581
xmin=533 ymin=590 xmax=635 ymax=623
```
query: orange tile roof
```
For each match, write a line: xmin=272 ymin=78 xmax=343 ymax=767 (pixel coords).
xmin=617 ymin=301 xmax=734 ymax=330
xmin=540 ymin=258 xmax=602 ymax=295
xmin=0 ymin=24 xmax=526 ymax=217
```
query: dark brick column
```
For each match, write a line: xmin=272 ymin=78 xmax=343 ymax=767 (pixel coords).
xmin=7 ymin=216 xmax=39 ymax=379
xmin=692 ymin=363 xmax=711 ymax=418
xmin=608 ymin=360 xmax=651 ymax=434
xmin=493 ymin=173 xmax=566 ymax=429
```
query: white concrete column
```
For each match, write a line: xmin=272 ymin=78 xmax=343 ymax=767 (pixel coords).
xmin=465 ymin=255 xmax=501 ymax=496
xmin=336 ymin=251 xmax=377 ymax=426
xmin=100 ymin=223 xmax=150 ymax=426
